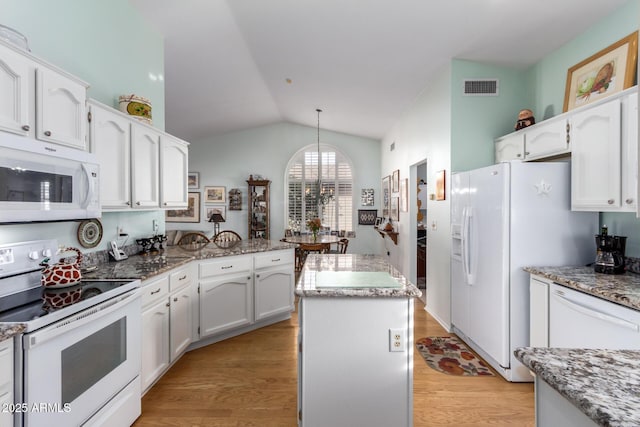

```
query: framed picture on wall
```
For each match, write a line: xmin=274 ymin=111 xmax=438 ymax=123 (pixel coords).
xmin=188 ymin=172 xmax=199 ymax=189
xmin=390 ymin=196 xmax=399 ymax=221
xmin=563 ymin=31 xmax=638 ymax=112
xmin=400 ymin=178 xmax=408 ymax=212
xmin=361 ymin=188 xmax=374 ymax=206
xmin=166 ymin=192 xmax=200 ymax=223
xmin=206 ymin=205 xmax=226 ymax=221
xmin=204 ymin=186 xmax=226 ymax=203
xmin=358 ymin=209 xmax=378 ymax=225
xmin=392 ymin=169 xmax=400 ymax=193
xmin=382 ymin=175 xmax=390 ymax=217
xmin=436 ymin=170 xmax=446 ymax=201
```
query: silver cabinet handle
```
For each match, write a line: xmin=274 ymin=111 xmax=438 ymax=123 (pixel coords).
xmin=516 ymin=153 xmax=521 ymax=157
xmin=166 ymin=302 xmax=170 ymax=307
xmin=626 ymin=198 xmax=634 ymax=204
xmin=221 ymin=265 xmax=233 ymax=270
xmin=136 ymin=201 xmax=141 ymax=206
xmin=151 ymin=288 xmax=161 ymax=295
xmin=608 ymin=199 xmax=615 ymax=205
xmin=126 ymin=201 xmax=131 ymax=206
xmin=525 ymin=151 xmax=530 ymax=156
xmin=44 ymin=130 xmax=51 ymax=136
xmin=22 ymin=125 xmax=30 ymax=131
xmin=173 ymin=297 xmax=178 ymax=302
xmin=179 ymin=275 xmax=187 ymax=281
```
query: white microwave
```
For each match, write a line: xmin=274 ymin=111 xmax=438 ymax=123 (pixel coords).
xmin=0 ymin=133 xmax=100 ymax=223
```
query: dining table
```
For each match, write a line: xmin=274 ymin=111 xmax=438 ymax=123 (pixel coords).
xmin=283 ymin=234 xmax=342 ymax=270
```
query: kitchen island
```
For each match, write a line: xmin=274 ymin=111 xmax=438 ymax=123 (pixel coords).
xmin=296 ymin=254 xmax=421 ymax=427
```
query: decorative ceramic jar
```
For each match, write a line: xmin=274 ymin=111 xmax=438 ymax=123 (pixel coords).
xmin=118 ymin=94 xmax=152 ymax=125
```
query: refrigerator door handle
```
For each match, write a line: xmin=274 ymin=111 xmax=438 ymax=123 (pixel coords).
xmin=461 ymin=206 xmax=473 ymax=285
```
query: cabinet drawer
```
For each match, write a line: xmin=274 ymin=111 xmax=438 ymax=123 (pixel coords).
xmin=254 ymin=250 xmax=295 ymax=270
xmin=141 ymin=276 xmax=170 ymax=308
xmin=199 ymin=255 xmax=252 ymax=278
xmin=169 ymin=267 xmax=192 ymax=291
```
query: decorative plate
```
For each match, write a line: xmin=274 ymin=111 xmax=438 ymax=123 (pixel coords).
xmin=77 ymin=218 xmax=103 ymax=248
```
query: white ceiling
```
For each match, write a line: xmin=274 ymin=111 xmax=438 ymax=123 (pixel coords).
xmin=130 ymin=0 xmax=629 ymax=142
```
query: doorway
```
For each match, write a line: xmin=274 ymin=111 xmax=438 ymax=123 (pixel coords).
xmin=410 ymin=160 xmax=427 ymax=303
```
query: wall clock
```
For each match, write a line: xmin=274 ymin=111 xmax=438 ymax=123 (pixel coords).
xmin=77 ymin=218 xmax=103 ymax=248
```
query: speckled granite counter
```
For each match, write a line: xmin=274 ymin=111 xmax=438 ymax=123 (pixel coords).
xmin=524 ymin=266 xmax=640 ymax=311
xmin=0 ymin=323 xmax=25 ymax=342
xmin=82 ymin=239 xmax=296 ymax=281
xmin=295 ymin=254 xmax=421 ymax=298
xmin=515 ymin=347 xmax=640 ymax=427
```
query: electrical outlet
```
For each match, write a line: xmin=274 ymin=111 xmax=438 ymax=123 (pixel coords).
xmin=389 ymin=328 xmax=405 ymax=352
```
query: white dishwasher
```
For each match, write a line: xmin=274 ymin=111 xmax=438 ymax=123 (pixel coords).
xmin=549 ymin=283 xmax=640 ymax=349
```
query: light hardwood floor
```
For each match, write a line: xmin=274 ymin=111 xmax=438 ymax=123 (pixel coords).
xmin=134 ymin=299 xmax=534 ymax=426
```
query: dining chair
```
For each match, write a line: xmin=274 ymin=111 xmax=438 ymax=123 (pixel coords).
xmin=329 ymin=238 xmax=349 ymax=254
xmin=212 ymin=230 xmax=242 ymax=248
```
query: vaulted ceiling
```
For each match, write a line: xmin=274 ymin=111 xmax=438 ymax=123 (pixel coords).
xmin=130 ymin=0 xmax=629 ymax=142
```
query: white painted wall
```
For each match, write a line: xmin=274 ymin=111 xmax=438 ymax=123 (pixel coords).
xmin=380 ymin=64 xmax=452 ymax=329
xmin=176 ymin=121 xmax=384 ymax=255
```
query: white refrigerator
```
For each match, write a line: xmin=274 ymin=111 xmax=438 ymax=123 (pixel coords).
xmin=450 ymin=161 xmax=597 ymax=382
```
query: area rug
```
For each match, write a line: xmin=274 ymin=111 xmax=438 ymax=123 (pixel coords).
xmin=415 ymin=336 xmax=494 ymax=376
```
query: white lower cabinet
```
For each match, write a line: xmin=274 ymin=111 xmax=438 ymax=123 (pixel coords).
xmin=0 ymin=339 xmax=13 ymax=427
xmin=529 ymin=276 xmax=549 ymax=347
xmin=254 ymin=251 xmax=295 ymax=321
xmin=140 ymin=265 xmax=194 ymax=392
xmin=200 ymin=271 xmax=253 ymax=337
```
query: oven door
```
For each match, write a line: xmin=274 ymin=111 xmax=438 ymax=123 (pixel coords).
xmin=0 ymin=134 xmax=100 ymax=223
xmin=21 ymin=289 xmax=141 ymax=426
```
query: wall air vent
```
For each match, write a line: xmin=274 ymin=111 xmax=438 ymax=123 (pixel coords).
xmin=463 ymin=79 xmax=499 ymax=96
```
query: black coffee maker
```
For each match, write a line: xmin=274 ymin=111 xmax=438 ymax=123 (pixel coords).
xmin=594 ymin=225 xmax=626 ymax=274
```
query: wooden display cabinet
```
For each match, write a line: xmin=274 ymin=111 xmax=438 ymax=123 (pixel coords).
xmin=247 ymin=177 xmax=270 ymax=239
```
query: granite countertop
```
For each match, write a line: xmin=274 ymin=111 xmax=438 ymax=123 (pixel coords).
xmin=296 ymin=254 xmax=422 ymax=298
xmin=515 ymin=347 xmax=640 ymax=427
xmin=524 ymin=266 xmax=640 ymax=311
xmin=82 ymin=240 xmax=296 ymax=281
xmin=0 ymin=323 xmax=25 ymax=342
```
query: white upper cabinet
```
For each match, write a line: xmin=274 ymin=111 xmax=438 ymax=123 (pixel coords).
xmin=131 ymin=123 xmax=161 ymax=209
xmin=89 ymin=101 xmax=131 ymax=208
xmin=571 ymin=97 xmax=622 ymax=211
xmin=0 ymin=43 xmax=31 ymax=135
xmin=160 ymin=135 xmax=189 ymax=208
xmin=36 ymin=67 xmax=87 ymax=149
xmin=0 ymin=40 xmax=88 ymax=149
xmin=494 ymin=132 xmax=524 ymax=163
xmin=524 ymin=116 xmax=570 ymax=160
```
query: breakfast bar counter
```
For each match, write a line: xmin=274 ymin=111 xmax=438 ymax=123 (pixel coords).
xmin=296 ymin=254 xmax=420 ymax=427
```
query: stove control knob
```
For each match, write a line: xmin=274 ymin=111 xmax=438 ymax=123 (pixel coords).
xmin=42 ymin=249 xmax=53 ymax=257
xmin=28 ymin=250 xmax=40 ymax=260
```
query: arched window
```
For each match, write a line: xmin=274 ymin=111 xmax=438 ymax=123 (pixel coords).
xmin=286 ymin=144 xmax=353 ymax=233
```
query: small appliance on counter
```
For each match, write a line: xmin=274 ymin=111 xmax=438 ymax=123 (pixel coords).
xmin=594 ymin=225 xmax=627 ymax=274
xmin=136 ymin=235 xmax=167 ymax=255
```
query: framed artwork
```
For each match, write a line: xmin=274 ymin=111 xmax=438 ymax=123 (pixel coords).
xmin=382 ymin=175 xmax=390 ymax=217
xmin=206 ymin=205 xmax=226 ymax=221
xmin=358 ymin=209 xmax=378 ymax=225
xmin=564 ymin=31 xmax=638 ymax=112
xmin=228 ymin=188 xmax=242 ymax=210
xmin=361 ymin=188 xmax=374 ymax=206
xmin=392 ymin=169 xmax=400 ymax=193
xmin=400 ymin=178 xmax=408 ymax=212
xmin=390 ymin=196 xmax=399 ymax=221
xmin=166 ymin=192 xmax=200 ymax=223
xmin=188 ymin=172 xmax=199 ymax=189
xmin=436 ymin=170 xmax=446 ymax=201
xmin=374 ymin=217 xmax=383 ymax=227
xmin=204 ymin=186 xmax=226 ymax=203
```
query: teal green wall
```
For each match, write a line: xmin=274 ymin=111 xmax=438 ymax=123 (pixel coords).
xmin=526 ymin=1 xmax=638 ymax=120
xmin=0 ymin=0 xmax=166 ymax=251
xmin=450 ymin=60 xmax=529 ymax=172
xmin=0 ymin=0 xmax=165 ymax=129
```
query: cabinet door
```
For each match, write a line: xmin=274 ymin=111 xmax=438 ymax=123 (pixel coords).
xmin=254 ymin=265 xmax=294 ymax=321
xmin=524 ymin=117 xmax=569 ymax=160
xmin=89 ymin=102 xmax=132 ymax=209
xmin=622 ymin=92 xmax=637 ymax=212
xmin=0 ymin=339 xmax=13 ymax=427
xmin=160 ymin=135 xmax=189 ymax=208
xmin=200 ymin=273 xmax=253 ymax=337
xmin=529 ymin=276 xmax=549 ymax=347
xmin=170 ymin=286 xmax=192 ymax=362
xmin=494 ymin=132 xmax=524 ymax=163
xmin=131 ymin=123 xmax=160 ymax=208
xmin=0 ymin=43 xmax=32 ymax=136
xmin=571 ymin=99 xmax=621 ymax=211
xmin=36 ymin=67 xmax=87 ymax=149
xmin=141 ymin=298 xmax=170 ymax=391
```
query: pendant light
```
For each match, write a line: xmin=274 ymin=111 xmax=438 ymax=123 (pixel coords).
xmin=315 ymin=109 xmax=333 ymax=207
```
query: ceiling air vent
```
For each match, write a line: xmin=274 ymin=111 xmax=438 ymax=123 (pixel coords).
xmin=463 ymin=79 xmax=499 ymax=96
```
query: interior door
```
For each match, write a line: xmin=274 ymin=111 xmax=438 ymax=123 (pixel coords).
xmin=468 ymin=163 xmax=510 ymax=368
